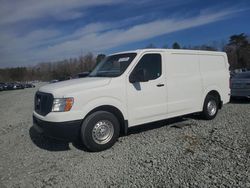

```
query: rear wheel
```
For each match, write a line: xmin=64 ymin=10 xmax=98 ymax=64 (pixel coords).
xmin=201 ymin=95 xmax=219 ymax=120
xmin=81 ymin=111 xmax=120 ymax=152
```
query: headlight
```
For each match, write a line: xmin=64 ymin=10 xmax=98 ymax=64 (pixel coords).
xmin=52 ymin=98 xmax=74 ymax=112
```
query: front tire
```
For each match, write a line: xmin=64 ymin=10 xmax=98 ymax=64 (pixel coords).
xmin=201 ymin=95 xmax=219 ymax=120
xmin=81 ymin=111 xmax=120 ymax=152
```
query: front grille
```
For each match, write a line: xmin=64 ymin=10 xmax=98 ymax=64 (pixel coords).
xmin=35 ymin=92 xmax=54 ymax=116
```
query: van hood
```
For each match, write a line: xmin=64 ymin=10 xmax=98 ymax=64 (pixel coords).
xmin=39 ymin=77 xmax=111 ymax=97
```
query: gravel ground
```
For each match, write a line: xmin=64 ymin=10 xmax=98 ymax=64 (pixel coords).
xmin=0 ymin=84 xmax=249 ymax=188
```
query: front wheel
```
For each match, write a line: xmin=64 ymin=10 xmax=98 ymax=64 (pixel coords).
xmin=81 ymin=111 xmax=120 ymax=152
xmin=201 ymin=95 xmax=219 ymax=120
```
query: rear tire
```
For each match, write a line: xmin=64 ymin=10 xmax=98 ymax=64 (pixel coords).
xmin=81 ymin=111 xmax=120 ymax=152
xmin=201 ymin=95 xmax=219 ymax=120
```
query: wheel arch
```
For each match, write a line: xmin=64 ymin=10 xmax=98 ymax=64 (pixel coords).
xmin=83 ymin=105 xmax=128 ymax=135
xmin=203 ymin=89 xmax=222 ymax=109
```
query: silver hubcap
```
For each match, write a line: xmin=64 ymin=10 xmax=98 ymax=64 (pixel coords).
xmin=92 ymin=120 xmax=114 ymax=144
xmin=207 ymin=100 xmax=217 ymax=116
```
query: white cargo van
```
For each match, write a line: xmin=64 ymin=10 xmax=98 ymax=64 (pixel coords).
xmin=33 ymin=49 xmax=230 ymax=151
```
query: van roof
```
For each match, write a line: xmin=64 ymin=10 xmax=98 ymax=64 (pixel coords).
xmin=111 ymin=48 xmax=226 ymax=56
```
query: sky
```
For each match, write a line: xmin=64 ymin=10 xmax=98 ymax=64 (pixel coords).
xmin=0 ymin=0 xmax=250 ymax=68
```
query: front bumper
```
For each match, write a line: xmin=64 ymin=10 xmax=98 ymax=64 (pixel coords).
xmin=33 ymin=115 xmax=82 ymax=141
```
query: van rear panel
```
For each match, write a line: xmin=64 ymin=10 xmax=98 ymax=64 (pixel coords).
xmin=165 ymin=51 xmax=230 ymax=118
xmin=199 ymin=53 xmax=230 ymax=104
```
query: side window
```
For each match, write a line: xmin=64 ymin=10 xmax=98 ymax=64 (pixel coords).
xmin=134 ymin=54 xmax=162 ymax=81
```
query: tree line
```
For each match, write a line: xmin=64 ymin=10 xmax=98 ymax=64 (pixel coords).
xmin=0 ymin=53 xmax=106 ymax=82
xmin=0 ymin=33 xmax=249 ymax=82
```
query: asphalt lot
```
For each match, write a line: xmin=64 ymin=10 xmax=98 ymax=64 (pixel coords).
xmin=0 ymin=84 xmax=249 ymax=187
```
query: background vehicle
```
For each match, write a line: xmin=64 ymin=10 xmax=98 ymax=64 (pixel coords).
xmin=49 ymin=80 xmax=59 ymax=84
xmin=24 ymin=83 xmax=36 ymax=88
xmin=0 ymin=84 xmax=4 ymax=91
xmin=230 ymin=71 xmax=250 ymax=98
xmin=0 ymin=82 xmax=35 ymax=91
xmin=7 ymin=83 xmax=16 ymax=90
xmin=33 ymin=49 xmax=230 ymax=152
xmin=6 ymin=83 xmax=24 ymax=90
xmin=233 ymin=68 xmax=250 ymax=74
xmin=0 ymin=83 xmax=8 ymax=91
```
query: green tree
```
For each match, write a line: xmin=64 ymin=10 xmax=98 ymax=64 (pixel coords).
xmin=229 ymin=33 xmax=248 ymax=47
xmin=172 ymin=42 xmax=181 ymax=49
xmin=227 ymin=33 xmax=250 ymax=69
xmin=197 ymin=45 xmax=217 ymax=51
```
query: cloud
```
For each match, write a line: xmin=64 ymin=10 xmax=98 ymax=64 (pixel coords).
xmin=0 ymin=5 xmax=246 ymax=67
xmin=0 ymin=28 xmax=62 ymax=67
xmin=31 ymin=8 xmax=243 ymax=60
xmin=0 ymin=0 xmax=123 ymax=25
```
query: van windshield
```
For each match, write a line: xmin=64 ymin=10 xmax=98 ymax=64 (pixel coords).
xmin=89 ymin=53 xmax=137 ymax=77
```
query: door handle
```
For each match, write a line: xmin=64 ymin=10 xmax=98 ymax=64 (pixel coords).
xmin=157 ymin=83 xmax=164 ymax=87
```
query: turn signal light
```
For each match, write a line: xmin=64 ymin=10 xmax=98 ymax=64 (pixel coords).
xmin=64 ymin=98 xmax=74 ymax=111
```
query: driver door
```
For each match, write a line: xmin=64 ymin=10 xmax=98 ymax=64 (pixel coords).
xmin=126 ymin=53 xmax=167 ymax=126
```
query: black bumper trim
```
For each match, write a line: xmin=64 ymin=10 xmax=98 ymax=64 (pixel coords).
xmin=33 ymin=115 xmax=82 ymax=141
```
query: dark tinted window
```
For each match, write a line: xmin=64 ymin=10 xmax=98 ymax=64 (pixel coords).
xmin=133 ymin=54 xmax=162 ymax=80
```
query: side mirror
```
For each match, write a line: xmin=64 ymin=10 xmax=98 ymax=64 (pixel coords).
xmin=129 ymin=68 xmax=148 ymax=83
